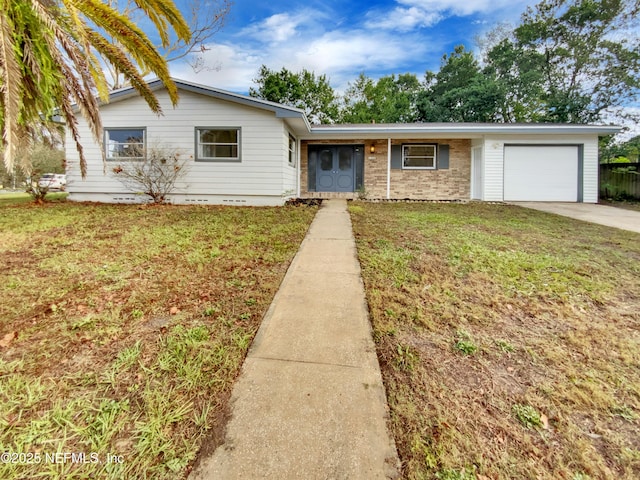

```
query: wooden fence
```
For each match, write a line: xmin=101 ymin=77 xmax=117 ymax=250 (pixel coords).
xmin=599 ymin=163 xmax=640 ymax=200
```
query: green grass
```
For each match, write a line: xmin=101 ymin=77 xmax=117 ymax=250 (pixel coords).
xmin=0 ymin=191 xmax=67 ymax=205
xmin=512 ymin=404 xmax=543 ymax=429
xmin=0 ymin=199 xmax=316 ymax=479
xmin=350 ymin=201 xmax=640 ymax=480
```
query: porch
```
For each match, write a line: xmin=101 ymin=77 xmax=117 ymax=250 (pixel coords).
xmin=298 ymin=139 xmax=472 ymax=201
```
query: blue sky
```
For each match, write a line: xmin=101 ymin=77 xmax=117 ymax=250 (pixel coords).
xmin=170 ymin=0 xmax=537 ymax=94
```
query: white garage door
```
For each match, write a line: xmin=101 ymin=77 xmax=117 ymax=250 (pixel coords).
xmin=504 ymin=145 xmax=579 ymax=202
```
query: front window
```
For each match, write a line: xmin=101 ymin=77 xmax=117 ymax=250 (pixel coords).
xmin=403 ymin=144 xmax=436 ymax=169
xmin=105 ymin=128 xmax=145 ymax=160
xmin=196 ymin=128 xmax=240 ymax=161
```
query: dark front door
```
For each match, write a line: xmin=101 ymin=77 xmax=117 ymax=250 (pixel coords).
xmin=315 ymin=146 xmax=356 ymax=192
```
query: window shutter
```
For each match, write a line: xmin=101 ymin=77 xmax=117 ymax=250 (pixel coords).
xmin=438 ymin=144 xmax=449 ymax=169
xmin=391 ymin=145 xmax=403 ymax=169
xmin=308 ymin=150 xmax=317 ymax=191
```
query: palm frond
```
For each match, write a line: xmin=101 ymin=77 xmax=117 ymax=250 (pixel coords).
xmin=29 ymin=1 xmax=101 ymax=176
xmin=0 ymin=7 xmax=25 ymax=171
xmin=2 ymin=0 xmax=190 ymax=177
xmin=59 ymin=89 xmax=87 ymax=178
xmin=133 ymin=0 xmax=191 ymax=46
xmin=88 ymin=30 xmax=162 ymax=113
xmin=73 ymin=0 xmax=180 ymax=106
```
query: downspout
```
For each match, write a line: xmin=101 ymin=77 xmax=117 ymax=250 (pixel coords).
xmin=386 ymin=138 xmax=391 ymax=199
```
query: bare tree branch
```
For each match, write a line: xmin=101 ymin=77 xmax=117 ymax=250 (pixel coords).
xmin=105 ymin=0 xmax=231 ymax=88
xmin=111 ymin=144 xmax=189 ymax=203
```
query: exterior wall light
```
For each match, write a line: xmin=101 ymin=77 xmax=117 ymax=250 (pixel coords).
xmin=370 ymin=145 xmax=376 ymax=154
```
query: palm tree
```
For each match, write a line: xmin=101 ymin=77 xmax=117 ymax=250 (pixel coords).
xmin=0 ymin=0 xmax=191 ymax=177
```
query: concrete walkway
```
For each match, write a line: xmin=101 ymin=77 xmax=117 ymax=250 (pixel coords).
xmin=512 ymin=202 xmax=640 ymax=234
xmin=189 ymin=199 xmax=400 ymax=480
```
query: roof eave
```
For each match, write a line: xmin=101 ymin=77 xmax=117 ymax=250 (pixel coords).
xmin=307 ymin=124 xmax=622 ymax=137
xmin=83 ymin=78 xmax=308 ymax=123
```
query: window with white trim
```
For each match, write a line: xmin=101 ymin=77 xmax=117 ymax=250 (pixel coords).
xmin=288 ymin=134 xmax=296 ymax=166
xmin=403 ymin=144 xmax=436 ymax=169
xmin=105 ymin=128 xmax=145 ymax=160
xmin=196 ymin=128 xmax=240 ymax=161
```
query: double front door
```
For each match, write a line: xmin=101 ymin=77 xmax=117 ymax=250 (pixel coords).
xmin=312 ymin=146 xmax=357 ymax=192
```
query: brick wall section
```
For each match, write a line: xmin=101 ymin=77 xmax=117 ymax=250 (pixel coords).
xmin=300 ymin=138 xmax=471 ymax=200
xmin=390 ymin=138 xmax=471 ymax=200
xmin=364 ymin=140 xmax=389 ymax=198
xmin=300 ymin=141 xmax=309 ymax=196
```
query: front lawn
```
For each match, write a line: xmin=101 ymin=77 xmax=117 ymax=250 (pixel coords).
xmin=0 ymin=200 xmax=316 ymax=479
xmin=0 ymin=191 xmax=67 ymax=206
xmin=350 ymin=202 xmax=640 ymax=480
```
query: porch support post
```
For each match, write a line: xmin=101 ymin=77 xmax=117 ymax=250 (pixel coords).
xmin=386 ymin=138 xmax=391 ymax=199
xmin=296 ymin=138 xmax=301 ymax=198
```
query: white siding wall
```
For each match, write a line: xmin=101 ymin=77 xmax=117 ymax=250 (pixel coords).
xmin=66 ymin=89 xmax=291 ymax=205
xmin=470 ymin=138 xmax=484 ymax=200
xmin=483 ymin=138 xmax=504 ymax=202
xmin=482 ymin=134 xmax=600 ymax=203
xmin=582 ymin=136 xmax=600 ymax=203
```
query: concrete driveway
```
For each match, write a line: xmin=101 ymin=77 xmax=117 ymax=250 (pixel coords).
xmin=512 ymin=202 xmax=640 ymax=234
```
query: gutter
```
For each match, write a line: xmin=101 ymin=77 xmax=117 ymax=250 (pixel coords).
xmin=308 ymin=124 xmax=622 ymax=136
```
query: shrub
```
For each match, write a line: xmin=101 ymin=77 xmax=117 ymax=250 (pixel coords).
xmin=111 ymin=144 xmax=189 ymax=203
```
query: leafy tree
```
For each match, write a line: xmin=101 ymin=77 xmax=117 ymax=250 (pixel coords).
xmin=250 ymin=65 xmax=339 ymax=124
xmin=481 ymin=38 xmax=548 ymax=122
xmin=0 ymin=143 xmax=64 ymax=192
xmin=0 ymin=0 xmax=191 ymax=177
xmin=340 ymin=73 xmax=421 ymax=123
xmin=483 ymin=0 xmax=640 ymax=124
xmin=600 ymin=134 xmax=640 ymax=162
xmin=416 ymin=45 xmax=502 ymax=122
xmin=622 ymin=136 xmax=640 ymax=162
xmin=337 ymin=73 xmax=374 ymax=123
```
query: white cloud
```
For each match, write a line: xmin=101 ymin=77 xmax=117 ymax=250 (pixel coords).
xmin=172 ymin=27 xmax=441 ymax=94
xmin=169 ymin=1 xmax=534 ymax=93
xmin=367 ymin=0 xmax=532 ymax=31
xmin=294 ymin=31 xmax=423 ymax=71
xmin=171 ymin=44 xmax=261 ymax=92
xmin=239 ymin=13 xmax=302 ymax=43
xmin=369 ymin=7 xmax=443 ymax=31
xmin=397 ymin=0 xmax=526 ymax=16
xmin=238 ymin=9 xmax=331 ymax=45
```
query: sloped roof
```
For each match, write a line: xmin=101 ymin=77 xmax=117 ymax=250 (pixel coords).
xmin=104 ymin=78 xmax=311 ymax=133
xmin=102 ymin=78 xmax=621 ymax=138
xmin=307 ymin=122 xmax=621 ymax=138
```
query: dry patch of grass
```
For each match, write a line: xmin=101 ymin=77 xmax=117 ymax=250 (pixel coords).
xmin=350 ymin=202 xmax=640 ymax=480
xmin=0 ymin=200 xmax=316 ymax=479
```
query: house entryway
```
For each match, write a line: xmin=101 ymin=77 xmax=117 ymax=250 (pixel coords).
xmin=308 ymin=145 xmax=364 ymax=193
